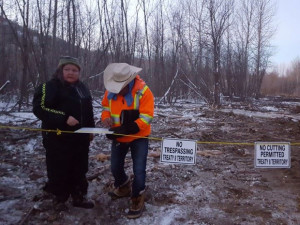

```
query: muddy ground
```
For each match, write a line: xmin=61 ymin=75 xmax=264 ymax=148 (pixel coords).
xmin=1 ymin=96 xmax=300 ymax=225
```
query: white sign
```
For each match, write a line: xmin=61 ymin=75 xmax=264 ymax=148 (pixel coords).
xmin=161 ymin=138 xmax=197 ymax=165
xmin=254 ymin=142 xmax=290 ymax=168
xmin=75 ymin=127 xmax=113 ymax=134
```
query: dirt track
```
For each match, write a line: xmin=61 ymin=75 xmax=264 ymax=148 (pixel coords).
xmin=1 ymin=97 xmax=300 ymax=224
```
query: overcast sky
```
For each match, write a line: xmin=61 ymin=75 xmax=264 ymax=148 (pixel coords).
xmin=271 ymin=0 xmax=300 ymax=67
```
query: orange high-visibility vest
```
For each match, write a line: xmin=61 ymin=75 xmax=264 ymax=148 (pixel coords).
xmin=101 ymin=75 xmax=154 ymax=143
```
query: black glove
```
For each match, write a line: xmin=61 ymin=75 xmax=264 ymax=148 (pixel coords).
xmin=126 ymin=122 xmax=140 ymax=134
xmin=110 ymin=125 xmax=128 ymax=134
xmin=105 ymin=125 xmax=127 ymax=140
xmin=105 ymin=133 xmax=116 ymax=140
xmin=105 ymin=123 xmax=140 ymax=140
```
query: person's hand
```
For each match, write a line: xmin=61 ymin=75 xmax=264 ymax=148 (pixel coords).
xmin=110 ymin=126 xmax=127 ymax=135
xmin=105 ymin=126 xmax=127 ymax=140
xmin=106 ymin=133 xmax=117 ymax=140
xmin=66 ymin=116 xmax=79 ymax=126
xmin=102 ymin=118 xmax=113 ymax=128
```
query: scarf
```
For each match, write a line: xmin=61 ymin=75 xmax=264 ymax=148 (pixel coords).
xmin=107 ymin=80 xmax=135 ymax=106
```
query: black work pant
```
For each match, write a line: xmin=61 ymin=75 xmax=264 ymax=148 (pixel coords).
xmin=42 ymin=135 xmax=89 ymax=202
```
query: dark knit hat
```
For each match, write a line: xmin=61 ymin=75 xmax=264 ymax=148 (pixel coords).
xmin=58 ymin=56 xmax=81 ymax=70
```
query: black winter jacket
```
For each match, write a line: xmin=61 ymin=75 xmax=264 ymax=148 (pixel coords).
xmin=33 ymin=78 xmax=95 ymax=142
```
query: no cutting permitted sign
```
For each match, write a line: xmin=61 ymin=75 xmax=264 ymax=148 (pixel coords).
xmin=254 ymin=142 xmax=291 ymax=168
xmin=161 ymin=138 xmax=197 ymax=165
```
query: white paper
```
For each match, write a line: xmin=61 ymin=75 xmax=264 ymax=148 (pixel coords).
xmin=75 ymin=127 xmax=113 ymax=134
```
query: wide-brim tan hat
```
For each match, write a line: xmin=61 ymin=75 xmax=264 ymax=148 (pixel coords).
xmin=104 ymin=63 xmax=142 ymax=93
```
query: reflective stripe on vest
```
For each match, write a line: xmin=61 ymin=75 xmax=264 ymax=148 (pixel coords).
xmin=109 ymin=99 xmax=120 ymax=125
xmin=102 ymin=106 xmax=110 ymax=112
xmin=134 ymin=85 xmax=148 ymax=109
xmin=111 ymin=113 xmax=120 ymax=125
xmin=41 ymin=83 xmax=65 ymax=115
xmin=139 ymin=113 xmax=153 ymax=125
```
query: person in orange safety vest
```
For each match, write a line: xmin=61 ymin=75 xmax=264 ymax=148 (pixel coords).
xmin=101 ymin=63 xmax=154 ymax=219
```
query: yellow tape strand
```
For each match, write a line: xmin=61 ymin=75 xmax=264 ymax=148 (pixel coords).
xmin=1 ymin=125 xmax=300 ymax=146
xmin=196 ymin=141 xmax=253 ymax=146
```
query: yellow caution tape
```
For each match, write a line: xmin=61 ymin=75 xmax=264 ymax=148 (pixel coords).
xmin=1 ymin=124 xmax=300 ymax=146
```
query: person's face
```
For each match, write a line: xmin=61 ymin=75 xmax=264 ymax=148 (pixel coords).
xmin=62 ymin=64 xmax=80 ymax=84
xmin=119 ymin=85 xmax=129 ymax=96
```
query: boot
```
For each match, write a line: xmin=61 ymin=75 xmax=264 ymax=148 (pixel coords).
xmin=127 ymin=192 xmax=145 ymax=219
xmin=53 ymin=197 xmax=68 ymax=211
xmin=72 ymin=195 xmax=94 ymax=209
xmin=108 ymin=177 xmax=131 ymax=200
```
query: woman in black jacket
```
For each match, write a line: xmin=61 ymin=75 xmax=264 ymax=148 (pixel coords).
xmin=33 ymin=56 xmax=95 ymax=210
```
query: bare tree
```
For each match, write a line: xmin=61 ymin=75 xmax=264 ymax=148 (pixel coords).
xmin=165 ymin=2 xmax=186 ymax=102
xmin=223 ymin=22 xmax=234 ymax=98
xmin=151 ymin=0 xmax=165 ymax=96
xmin=120 ymin=0 xmax=130 ymax=63
xmin=31 ymin=0 xmax=53 ymax=84
xmin=233 ymin=0 xmax=255 ymax=98
xmin=51 ymin=0 xmax=58 ymax=66
xmin=251 ymin=0 xmax=275 ymax=98
xmin=0 ymin=6 xmax=10 ymax=88
xmin=139 ymin=0 xmax=152 ymax=74
xmin=13 ymin=0 xmax=31 ymax=111
xmin=188 ymin=0 xmax=213 ymax=103
xmin=65 ymin=0 xmax=78 ymax=55
xmin=207 ymin=0 xmax=233 ymax=106
xmin=0 ymin=0 xmax=278 ymax=106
